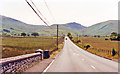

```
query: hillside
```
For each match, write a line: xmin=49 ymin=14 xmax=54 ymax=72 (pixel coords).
xmin=1 ymin=15 xmax=46 ymax=34
xmin=0 ymin=15 xmax=86 ymax=35
xmin=62 ymin=22 xmax=86 ymax=30
xmin=41 ymin=23 xmax=86 ymax=36
xmin=79 ymin=20 xmax=118 ymax=36
xmin=1 ymin=15 xmax=118 ymax=36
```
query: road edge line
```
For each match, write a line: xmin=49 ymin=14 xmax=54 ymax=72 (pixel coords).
xmin=42 ymin=40 xmax=65 ymax=73
xmin=42 ymin=60 xmax=55 ymax=73
xmin=42 ymin=48 xmax=63 ymax=73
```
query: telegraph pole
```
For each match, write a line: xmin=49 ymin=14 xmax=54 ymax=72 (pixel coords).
xmin=77 ymin=34 xmax=78 ymax=41
xmin=57 ymin=25 xmax=58 ymax=50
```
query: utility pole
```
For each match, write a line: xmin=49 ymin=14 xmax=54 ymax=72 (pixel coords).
xmin=57 ymin=25 xmax=58 ymax=50
xmin=77 ymin=34 xmax=78 ymax=41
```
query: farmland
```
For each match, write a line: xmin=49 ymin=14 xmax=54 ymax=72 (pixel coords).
xmin=73 ymin=37 xmax=119 ymax=59
xmin=1 ymin=35 xmax=64 ymax=58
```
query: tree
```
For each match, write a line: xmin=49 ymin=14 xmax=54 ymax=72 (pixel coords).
xmin=98 ymin=35 xmax=100 ymax=38
xmin=85 ymin=44 xmax=90 ymax=50
xmin=67 ymin=32 xmax=73 ymax=40
xmin=21 ymin=32 xmax=26 ymax=37
xmin=94 ymin=35 xmax=97 ymax=37
xmin=105 ymin=38 xmax=109 ymax=40
xmin=67 ymin=32 xmax=72 ymax=37
xmin=84 ymin=35 xmax=88 ymax=37
xmin=110 ymin=32 xmax=118 ymax=40
xmin=76 ymin=40 xmax=81 ymax=43
xmin=110 ymin=32 xmax=117 ymax=37
xmin=31 ymin=32 xmax=39 ymax=37
xmin=14 ymin=34 xmax=16 ymax=35
xmin=117 ymin=33 xmax=120 ymax=41
xmin=27 ymin=34 xmax=30 ymax=36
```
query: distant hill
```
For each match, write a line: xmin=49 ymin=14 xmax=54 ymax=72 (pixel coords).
xmin=1 ymin=15 xmax=46 ymax=34
xmin=62 ymin=22 xmax=86 ymax=30
xmin=0 ymin=15 xmax=86 ymax=36
xmin=42 ymin=22 xmax=86 ymax=36
xmin=1 ymin=15 xmax=117 ymax=36
xmin=79 ymin=20 xmax=118 ymax=36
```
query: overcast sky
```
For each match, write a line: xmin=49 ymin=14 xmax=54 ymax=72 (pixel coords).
xmin=0 ymin=0 xmax=119 ymax=26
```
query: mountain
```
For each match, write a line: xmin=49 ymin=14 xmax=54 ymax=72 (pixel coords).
xmin=62 ymin=22 xmax=86 ymax=30
xmin=42 ymin=22 xmax=86 ymax=36
xmin=1 ymin=15 xmax=117 ymax=36
xmin=1 ymin=15 xmax=46 ymax=33
xmin=0 ymin=15 xmax=86 ymax=36
xmin=79 ymin=20 xmax=118 ymax=36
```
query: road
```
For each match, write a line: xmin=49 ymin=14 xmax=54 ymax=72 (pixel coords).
xmin=45 ymin=36 xmax=118 ymax=72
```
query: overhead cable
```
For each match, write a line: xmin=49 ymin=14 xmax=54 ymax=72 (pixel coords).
xmin=25 ymin=0 xmax=49 ymax=26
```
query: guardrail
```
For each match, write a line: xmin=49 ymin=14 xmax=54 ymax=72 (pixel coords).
xmin=0 ymin=53 xmax=42 ymax=73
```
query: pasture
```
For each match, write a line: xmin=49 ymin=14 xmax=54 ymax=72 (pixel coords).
xmin=1 ymin=36 xmax=64 ymax=58
xmin=74 ymin=37 xmax=119 ymax=59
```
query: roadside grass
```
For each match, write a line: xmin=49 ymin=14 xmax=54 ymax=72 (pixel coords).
xmin=73 ymin=37 xmax=119 ymax=59
xmin=1 ymin=35 xmax=64 ymax=58
xmin=50 ymin=41 xmax=64 ymax=58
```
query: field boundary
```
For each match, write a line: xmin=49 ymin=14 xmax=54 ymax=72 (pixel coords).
xmin=69 ymin=37 xmax=119 ymax=62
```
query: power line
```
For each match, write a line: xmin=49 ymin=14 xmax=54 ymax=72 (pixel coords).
xmin=30 ymin=0 xmax=50 ymax=24
xmin=25 ymin=0 xmax=61 ymax=51
xmin=43 ymin=0 xmax=56 ymax=22
xmin=43 ymin=0 xmax=65 ymax=36
xmin=25 ymin=0 xmax=49 ymax=26
xmin=42 ymin=0 xmax=60 ymax=50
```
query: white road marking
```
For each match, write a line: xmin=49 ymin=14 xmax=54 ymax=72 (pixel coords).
xmin=73 ymin=53 xmax=76 ymax=55
xmin=73 ymin=53 xmax=79 ymax=56
xmin=42 ymin=60 xmax=55 ymax=73
xmin=90 ymin=65 xmax=96 ymax=69
xmin=82 ymin=59 xmax=85 ymax=61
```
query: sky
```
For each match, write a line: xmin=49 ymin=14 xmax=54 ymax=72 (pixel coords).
xmin=0 ymin=0 xmax=119 ymax=27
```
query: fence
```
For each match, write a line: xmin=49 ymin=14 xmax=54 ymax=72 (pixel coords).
xmin=90 ymin=48 xmax=118 ymax=56
xmin=74 ymin=42 xmax=118 ymax=57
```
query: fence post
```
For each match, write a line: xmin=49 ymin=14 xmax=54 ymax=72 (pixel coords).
xmin=110 ymin=50 xmax=111 ymax=55
xmin=108 ymin=50 xmax=109 ymax=55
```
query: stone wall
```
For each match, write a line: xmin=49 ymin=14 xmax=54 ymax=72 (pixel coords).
xmin=0 ymin=53 xmax=42 ymax=73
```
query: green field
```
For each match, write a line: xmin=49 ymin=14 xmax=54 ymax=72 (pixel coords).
xmin=73 ymin=37 xmax=119 ymax=59
xmin=1 ymin=35 xmax=64 ymax=58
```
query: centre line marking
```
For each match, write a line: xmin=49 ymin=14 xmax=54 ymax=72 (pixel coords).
xmin=90 ymin=65 xmax=96 ymax=69
xmin=82 ymin=59 xmax=85 ymax=61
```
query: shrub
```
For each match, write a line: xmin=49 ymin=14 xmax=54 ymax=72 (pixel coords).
xmin=112 ymin=48 xmax=117 ymax=56
xmin=105 ymin=38 xmax=109 ymax=40
xmin=21 ymin=32 xmax=26 ymax=37
xmin=2 ymin=48 xmax=6 ymax=51
xmin=31 ymin=32 xmax=39 ymax=37
xmin=71 ymin=38 xmax=74 ymax=42
xmin=84 ymin=44 xmax=91 ymax=50
xmin=67 ymin=32 xmax=73 ymax=40
xmin=76 ymin=40 xmax=81 ymax=43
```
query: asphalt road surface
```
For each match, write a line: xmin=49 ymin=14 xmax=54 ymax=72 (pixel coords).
xmin=46 ymin=36 xmax=118 ymax=72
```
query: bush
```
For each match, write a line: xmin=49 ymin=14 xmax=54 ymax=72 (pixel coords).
xmin=105 ymin=38 xmax=109 ymax=40
xmin=31 ymin=32 xmax=39 ymax=37
xmin=71 ymin=38 xmax=74 ymax=42
xmin=67 ymin=32 xmax=73 ymax=40
xmin=84 ymin=44 xmax=91 ymax=50
xmin=76 ymin=40 xmax=81 ymax=43
xmin=21 ymin=32 xmax=26 ymax=37
xmin=112 ymin=48 xmax=117 ymax=56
